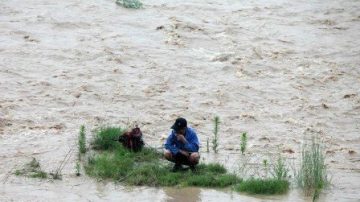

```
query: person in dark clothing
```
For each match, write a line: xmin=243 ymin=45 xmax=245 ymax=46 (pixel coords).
xmin=164 ymin=118 xmax=200 ymax=172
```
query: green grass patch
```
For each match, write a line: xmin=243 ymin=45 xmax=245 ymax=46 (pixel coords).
xmin=15 ymin=158 xmax=48 ymax=179
xmin=84 ymin=126 xmax=291 ymax=195
xmin=85 ymin=126 xmax=240 ymax=188
xmin=236 ymin=178 xmax=289 ymax=194
xmin=30 ymin=171 xmax=48 ymax=179
xmin=85 ymin=142 xmax=238 ymax=188
xmin=186 ymin=173 xmax=240 ymax=187
xmin=196 ymin=163 xmax=226 ymax=174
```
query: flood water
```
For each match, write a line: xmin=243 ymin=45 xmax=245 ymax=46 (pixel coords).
xmin=1 ymin=0 xmax=360 ymax=201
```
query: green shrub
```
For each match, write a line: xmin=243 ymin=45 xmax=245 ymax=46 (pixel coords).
xmin=240 ymin=132 xmax=247 ymax=155
xmin=79 ymin=125 xmax=86 ymax=154
xmin=15 ymin=170 xmax=22 ymax=176
xmin=212 ymin=116 xmax=220 ymax=153
xmin=28 ymin=158 xmax=40 ymax=169
xmin=263 ymin=159 xmax=268 ymax=178
xmin=92 ymin=127 xmax=125 ymax=150
xmin=15 ymin=158 xmax=48 ymax=179
xmin=296 ymin=137 xmax=329 ymax=200
xmin=75 ymin=162 xmax=81 ymax=176
xmin=206 ymin=137 xmax=209 ymax=153
xmin=115 ymin=0 xmax=142 ymax=9
xmin=271 ymin=156 xmax=288 ymax=180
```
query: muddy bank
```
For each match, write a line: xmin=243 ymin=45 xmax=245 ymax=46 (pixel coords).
xmin=1 ymin=0 xmax=360 ymax=201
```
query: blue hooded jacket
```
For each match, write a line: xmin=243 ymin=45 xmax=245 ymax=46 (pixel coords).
xmin=164 ymin=127 xmax=199 ymax=155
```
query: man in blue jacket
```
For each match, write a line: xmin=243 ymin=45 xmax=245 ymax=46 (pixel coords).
xmin=164 ymin=118 xmax=200 ymax=172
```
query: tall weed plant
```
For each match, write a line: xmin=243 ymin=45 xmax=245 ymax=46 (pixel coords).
xmin=297 ymin=136 xmax=329 ymax=200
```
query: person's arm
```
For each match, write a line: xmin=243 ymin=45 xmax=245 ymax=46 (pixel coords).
xmin=183 ymin=129 xmax=199 ymax=152
xmin=178 ymin=149 xmax=190 ymax=157
xmin=164 ymin=132 xmax=179 ymax=155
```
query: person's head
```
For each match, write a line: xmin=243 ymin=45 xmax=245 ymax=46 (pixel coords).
xmin=171 ymin=117 xmax=187 ymax=135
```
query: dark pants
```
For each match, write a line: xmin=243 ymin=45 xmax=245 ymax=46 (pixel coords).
xmin=174 ymin=152 xmax=192 ymax=166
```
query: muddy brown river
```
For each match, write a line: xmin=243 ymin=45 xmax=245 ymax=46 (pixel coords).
xmin=1 ymin=0 xmax=359 ymax=201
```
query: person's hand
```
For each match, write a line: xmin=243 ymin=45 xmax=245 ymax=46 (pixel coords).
xmin=179 ymin=150 xmax=190 ymax=157
xmin=176 ymin=134 xmax=187 ymax=143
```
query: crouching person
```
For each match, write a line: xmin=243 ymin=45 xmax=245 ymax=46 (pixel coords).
xmin=164 ymin=118 xmax=200 ymax=172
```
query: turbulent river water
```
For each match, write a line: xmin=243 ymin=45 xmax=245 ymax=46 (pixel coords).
xmin=1 ymin=0 xmax=359 ymax=201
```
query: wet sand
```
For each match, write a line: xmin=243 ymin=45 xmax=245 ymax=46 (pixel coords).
xmin=1 ymin=0 xmax=360 ymax=201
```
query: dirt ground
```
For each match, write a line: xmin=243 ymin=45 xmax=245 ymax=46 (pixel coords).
xmin=1 ymin=0 xmax=359 ymax=201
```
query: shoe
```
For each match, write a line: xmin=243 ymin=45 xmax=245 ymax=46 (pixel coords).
xmin=171 ymin=164 xmax=183 ymax=172
xmin=189 ymin=165 xmax=197 ymax=172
